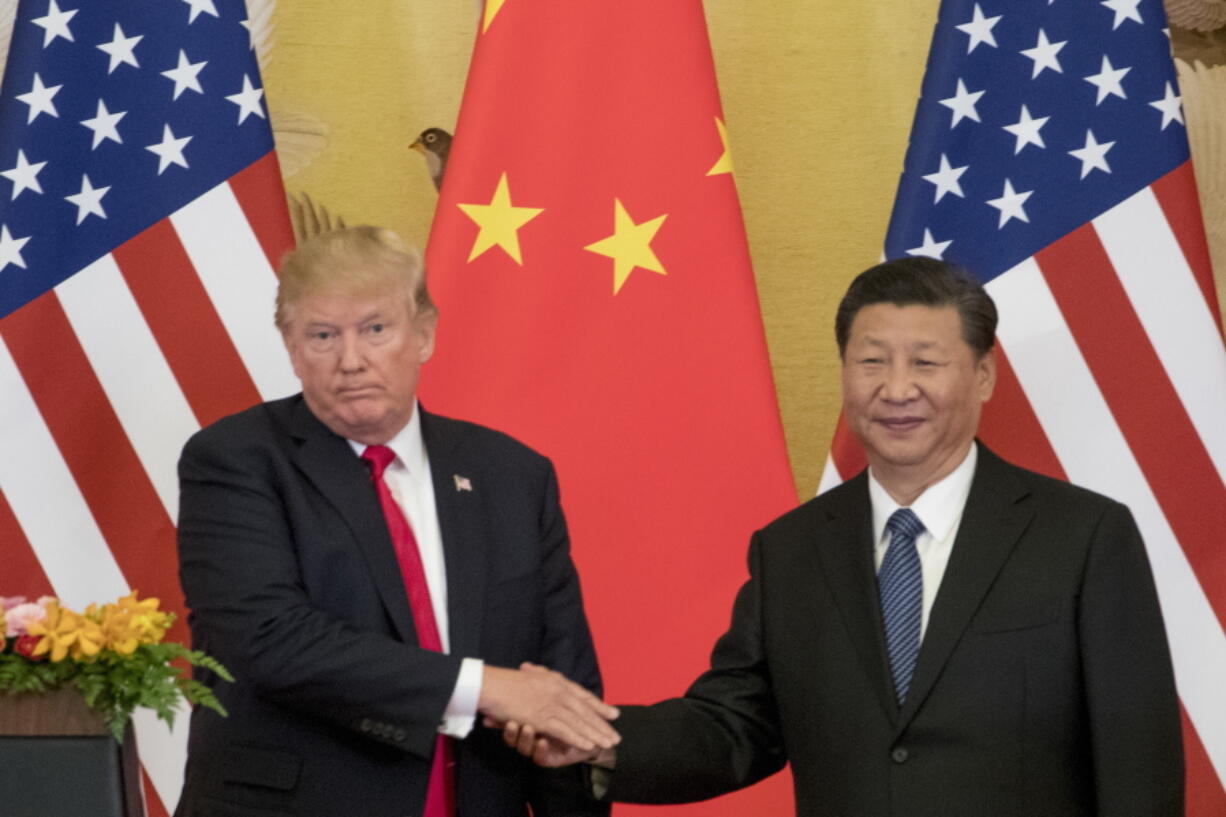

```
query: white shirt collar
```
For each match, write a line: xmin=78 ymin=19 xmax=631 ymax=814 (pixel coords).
xmin=868 ymin=443 xmax=978 ymax=546
xmin=346 ymin=400 xmax=428 ymax=475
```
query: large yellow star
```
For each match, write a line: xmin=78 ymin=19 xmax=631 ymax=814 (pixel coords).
xmin=707 ymin=117 xmax=734 ymax=176
xmin=584 ymin=199 xmax=668 ymax=295
xmin=483 ymin=0 xmax=507 ymax=32
xmin=457 ymin=172 xmax=544 ymax=265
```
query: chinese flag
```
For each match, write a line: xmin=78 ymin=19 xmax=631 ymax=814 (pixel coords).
xmin=420 ymin=2 xmax=796 ymax=814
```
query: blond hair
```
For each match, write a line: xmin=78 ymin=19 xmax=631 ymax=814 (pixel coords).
xmin=275 ymin=226 xmax=437 ymax=332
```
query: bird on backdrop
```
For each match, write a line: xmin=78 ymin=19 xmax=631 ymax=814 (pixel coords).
xmin=410 ymin=127 xmax=453 ymax=191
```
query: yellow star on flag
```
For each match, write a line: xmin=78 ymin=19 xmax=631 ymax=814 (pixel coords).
xmin=483 ymin=0 xmax=508 ymax=32
xmin=584 ymin=198 xmax=668 ymax=295
xmin=706 ymin=117 xmax=733 ymax=176
xmin=457 ymin=172 xmax=544 ymax=265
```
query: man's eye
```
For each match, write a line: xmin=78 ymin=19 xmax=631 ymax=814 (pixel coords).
xmin=310 ymin=331 xmax=334 ymax=341
xmin=860 ymin=358 xmax=883 ymax=365
xmin=369 ymin=323 xmax=385 ymax=333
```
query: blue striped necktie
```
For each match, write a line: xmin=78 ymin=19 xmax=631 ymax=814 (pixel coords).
xmin=879 ymin=508 xmax=925 ymax=705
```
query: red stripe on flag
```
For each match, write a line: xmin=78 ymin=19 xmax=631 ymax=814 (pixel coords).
xmin=1036 ymin=225 xmax=1226 ymax=628
xmin=1151 ymin=163 xmax=1223 ymax=330
xmin=0 ymin=293 xmax=189 ymax=645
xmin=0 ymin=489 xmax=54 ymax=598
xmin=113 ymin=222 xmax=262 ymax=428
xmin=141 ymin=769 xmax=170 ymax=817
xmin=230 ymin=151 xmax=295 ymax=271
xmin=977 ymin=345 xmax=1067 ymax=482
xmin=1183 ymin=706 xmax=1226 ymax=817
xmin=829 ymin=412 xmax=867 ymax=480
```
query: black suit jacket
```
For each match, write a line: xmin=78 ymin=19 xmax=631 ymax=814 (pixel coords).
xmin=175 ymin=395 xmax=606 ymax=817
xmin=609 ymin=443 xmax=1183 ymax=817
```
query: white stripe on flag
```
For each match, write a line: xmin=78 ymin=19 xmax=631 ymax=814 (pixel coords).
xmin=170 ymin=182 xmax=298 ymax=401
xmin=56 ymin=254 xmax=199 ymax=521
xmin=989 ymin=257 xmax=1226 ymax=783
xmin=132 ymin=705 xmax=188 ymax=815
xmin=0 ymin=336 xmax=131 ymax=610
xmin=1093 ymin=188 xmax=1226 ymax=487
xmin=818 ymin=453 xmax=845 ymax=496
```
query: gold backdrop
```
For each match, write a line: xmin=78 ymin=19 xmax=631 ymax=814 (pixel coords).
xmin=262 ymin=0 xmax=1226 ymax=496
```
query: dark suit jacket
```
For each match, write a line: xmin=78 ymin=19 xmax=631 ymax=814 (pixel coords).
xmin=609 ymin=443 xmax=1183 ymax=817
xmin=175 ymin=395 xmax=607 ymax=817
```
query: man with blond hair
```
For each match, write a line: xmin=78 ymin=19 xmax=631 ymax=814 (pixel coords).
xmin=176 ymin=226 xmax=616 ymax=817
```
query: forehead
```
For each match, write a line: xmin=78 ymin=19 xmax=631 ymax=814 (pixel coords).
xmin=292 ymin=288 xmax=409 ymax=324
xmin=847 ymin=303 xmax=965 ymax=347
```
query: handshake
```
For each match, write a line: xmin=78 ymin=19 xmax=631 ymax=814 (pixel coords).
xmin=478 ymin=662 xmax=620 ymax=769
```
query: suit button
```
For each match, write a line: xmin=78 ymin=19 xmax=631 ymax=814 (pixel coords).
xmin=360 ymin=718 xmax=373 ymax=733
xmin=891 ymin=747 xmax=909 ymax=764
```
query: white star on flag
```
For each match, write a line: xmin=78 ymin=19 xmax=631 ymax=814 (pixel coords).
xmin=31 ymin=0 xmax=77 ymax=48
xmin=161 ymin=49 xmax=207 ymax=100
xmin=1101 ymin=0 xmax=1143 ymax=29
xmin=15 ymin=73 xmax=62 ymax=123
xmin=96 ymin=23 xmax=142 ymax=74
xmin=146 ymin=124 xmax=192 ymax=174
xmin=1019 ymin=29 xmax=1066 ymax=78
xmin=955 ymin=4 xmax=1002 ymax=53
xmin=1002 ymin=105 xmax=1050 ymax=154
xmin=939 ymin=79 xmax=985 ymax=128
xmin=64 ymin=174 xmax=110 ymax=224
xmin=226 ymin=75 xmax=266 ymax=124
xmin=1084 ymin=55 xmax=1130 ymax=105
xmin=80 ymin=99 xmax=126 ymax=149
xmin=2 ymin=150 xmax=47 ymax=199
xmin=1149 ymin=82 xmax=1184 ymax=130
xmin=0 ymin=225 xmax=32 ymax=272
xmin=906 ymin=229 xmax=953 ymax=259
xmin=181 ymin=0 xmax=219 ymax=24
xmin=1067 ymin=130 xmax=1114 ymax=178
xmin=985 ymin=178 xmax=1032 ymax=227
xmin=922 ymin=154 xmax=968 ymax=203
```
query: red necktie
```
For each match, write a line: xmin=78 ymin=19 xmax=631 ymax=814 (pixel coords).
xmin=362 ymin=444 xmax=455 ymax=817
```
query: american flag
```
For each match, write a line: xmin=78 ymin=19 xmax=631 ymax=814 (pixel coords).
xmin=820 ymin=0 xmax=1226 ymax=808
xmin=0 ymin=0 xmax=295 ymax=812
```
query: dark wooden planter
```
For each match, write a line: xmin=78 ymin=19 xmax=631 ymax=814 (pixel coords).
xmin=0 ymin=687 xmax=144 ymax=817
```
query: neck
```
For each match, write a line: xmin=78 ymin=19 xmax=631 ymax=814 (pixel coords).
xmin=870 ymin=440 xmax=974 ymax=506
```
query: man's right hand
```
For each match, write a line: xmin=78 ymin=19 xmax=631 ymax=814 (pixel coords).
xmin=498 ymin=719 xmax=618 ymax=769
xmin=478 ymin=662 xmax=620 ymax=753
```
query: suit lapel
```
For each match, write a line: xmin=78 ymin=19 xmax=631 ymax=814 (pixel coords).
xmin=421 ymin=409 xmax=488 ymax=659
xmin=285 ymin=399 xmax=418 ymax=645
xmin=897 ymin=444 xmax=1034 ymax=730
xmin=814 ymin=474 xmax=901 ymax=723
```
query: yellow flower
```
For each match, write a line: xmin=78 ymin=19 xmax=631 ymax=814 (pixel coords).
xmin=26 ymin=600 xmax=77 ymax=662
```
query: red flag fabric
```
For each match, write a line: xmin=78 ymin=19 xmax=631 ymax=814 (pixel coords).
xmin=420 ymin=1 xmax=797 ymax=813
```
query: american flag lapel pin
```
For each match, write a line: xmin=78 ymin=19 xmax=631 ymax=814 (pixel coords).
xmin=454 ymin=474 xmax=473 ymax=492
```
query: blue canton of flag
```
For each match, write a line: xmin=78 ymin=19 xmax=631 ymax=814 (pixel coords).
xmin=884 ymin=0 xmax=1187 ymax=280
xmin=0 ymin=0 xmax=273 ymax=317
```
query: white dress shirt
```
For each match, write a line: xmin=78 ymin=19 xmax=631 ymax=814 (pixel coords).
xmin=348 ymin=402 xmax=483 ymax=738
xmin=868 ymin=444 xmax=978 ymax=638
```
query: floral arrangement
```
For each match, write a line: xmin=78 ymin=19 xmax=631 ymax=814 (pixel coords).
xmin=0 ymin=591 xmax=231 ymax=742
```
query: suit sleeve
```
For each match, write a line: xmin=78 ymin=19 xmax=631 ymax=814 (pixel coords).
xmin=177 ymin=427 xmax=461 ymax=762
xmin=525 ymin=462 xmax=611 ymax=817
xmin=1079 ymin=501 xmax=1184 ymax=816
xmin=606 ymin=532 xmax=787 ymax=804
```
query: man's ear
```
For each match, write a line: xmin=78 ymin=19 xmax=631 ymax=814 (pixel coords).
xmin=977 ymin=348 xmax=998 ymax=402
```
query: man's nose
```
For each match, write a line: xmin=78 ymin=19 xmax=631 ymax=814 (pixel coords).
xmin=338 ymin=332 xmax=364 ymax=371
xmin=880 ymin=364 xmax=917 ymax=402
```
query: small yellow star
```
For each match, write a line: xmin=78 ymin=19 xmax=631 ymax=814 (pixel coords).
xmin=483 ymin=0 xmax=507 ymax=32
xmin=584 ymin=198 xmax=668 ymax=295
xmin=706 ymin=117 xmax=734 ymax=176
xmin=457 ymin=172 xmax=544 ymax=265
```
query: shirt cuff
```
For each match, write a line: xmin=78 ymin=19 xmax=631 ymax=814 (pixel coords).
xmin=440 ymin=657 xmax=483 ymax=738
